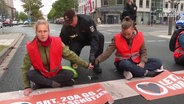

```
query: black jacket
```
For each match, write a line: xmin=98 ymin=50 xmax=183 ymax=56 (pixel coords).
xmin=60 ymin=14 xmax=99 ymax=55
xmin=120 ymin=2 xmax=137 ymax=22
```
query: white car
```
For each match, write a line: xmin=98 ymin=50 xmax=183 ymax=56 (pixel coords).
xmin=0 ymin=22 xmax=2 ymax=28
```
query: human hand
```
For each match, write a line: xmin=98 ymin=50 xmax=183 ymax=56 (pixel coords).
xmin=88 ymin=63 xmax=94 ymax=70
xmin=23 ymin=88 xmax=32 ymax=96
xmin=137 ymin=62 xmax=145 ymax=68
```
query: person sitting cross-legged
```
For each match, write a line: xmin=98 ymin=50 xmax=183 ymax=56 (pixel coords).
xmin=22 ymin=19 xmax=94 ymax=96
xmin=95 ymin=16 xmax=164 ymax=80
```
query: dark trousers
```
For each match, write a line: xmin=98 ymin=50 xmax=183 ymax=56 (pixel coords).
xmin=69 ymin=31 xmax=104 ymax=58
xmin=26 ymin=69 xmax=74 ymax=88
xmin=116 ymin=58 xmax=162 ymax=77
xmin=175 ymin=55 xmax=184 ymax=66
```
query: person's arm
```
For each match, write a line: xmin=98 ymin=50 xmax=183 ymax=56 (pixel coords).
xmin=88 ymin=19 xmax=100 ymax=64
xmin=21 ymin=52 xmax=32 ymax=89
xmin=139 ymin=42 xmax=148 ymax=63
xmin=178 ymin=34 xmax=184 ymax=50
xmin=96 ymin=37 xmax=116 ymax=64
xmin=62 ymin=42 xmax=89 ymax=68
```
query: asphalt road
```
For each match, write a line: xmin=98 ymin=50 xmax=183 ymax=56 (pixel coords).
xmin=0 ymin=24 xmax=184 ymax=104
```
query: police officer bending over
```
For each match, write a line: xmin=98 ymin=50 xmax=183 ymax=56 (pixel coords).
xmin=60 ymin=10 xmax=104 ymax=74
xmin=120 ymin=0 xmax=137 ymax=23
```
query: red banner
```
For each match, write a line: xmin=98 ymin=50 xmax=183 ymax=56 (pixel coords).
xmin=127 ymin=70 xmax=184 ymax=100
xmin=0 ymin=84 xmax=113 ymax=104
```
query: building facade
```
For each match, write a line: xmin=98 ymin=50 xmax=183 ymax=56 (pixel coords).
xmin=0 ymin=0 xmax=15 ymax=21
xmin=77 ymin=0 xmax=184 ymax=24
xmin=162 ymin=0 xmax=184 ymax=24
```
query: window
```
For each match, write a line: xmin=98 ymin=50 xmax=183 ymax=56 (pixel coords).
xmin=165 ymin=2 xmax=168 ymax=8
xmin=104 ymin=0 xmax=108 ymax=5
xmin=146 ymin=0 xmax=149 ymax=8
xmin=117 ymin=0 xmax=123 ymax=5
xmin=181 ymin=3 xmax=183 ymax=11
xmin=139 ymin=0 xmax=143 ymax=8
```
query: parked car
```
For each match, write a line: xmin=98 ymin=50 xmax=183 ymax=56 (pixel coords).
xmin=12 ymin=21 xmax=18 ymax=25
xmin=18 ymin=21 xmax=24 ymax=25
xmin=176 ymin=16 xmax=184 ymax=29
xmin=0 ymin=22 xmax=2 ymax=28
xmin=24 ymin=20 xmax=30 ymax=25
xmin=3 ymin=19 xmax=13 ymax=27
xmin=55 ymin=17 xmax=64 ymax=24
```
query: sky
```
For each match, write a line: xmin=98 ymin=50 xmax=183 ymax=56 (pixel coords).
xmin=14 ymin=0 xmax=57 ymax=15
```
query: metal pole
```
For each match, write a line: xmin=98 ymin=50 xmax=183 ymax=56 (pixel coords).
xmin=168 ymin=0 xmax=174 ymax=35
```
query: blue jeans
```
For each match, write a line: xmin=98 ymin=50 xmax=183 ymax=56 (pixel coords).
xmin=116 ymin=58 xmax=162 ymax=77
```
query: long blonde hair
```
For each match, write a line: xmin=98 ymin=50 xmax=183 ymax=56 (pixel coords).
xmin=34 ymin=19 xmax=50 ymax=32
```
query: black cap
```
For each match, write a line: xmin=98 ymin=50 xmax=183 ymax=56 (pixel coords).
xmin=64 ymin=10 xmax=75 ymax=25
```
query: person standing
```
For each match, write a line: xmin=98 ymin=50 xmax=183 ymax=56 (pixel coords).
xmin=95 ymin=16 xmax=164 ymax=80
xmin=141 ymin=17 xmax=144 ymax=24
xmin=172 ymin=30 xmax=184 ymax=65
xmin=22 ymin=20 xmax=94 ymax=96
xmin=120 ymin=0 xmax=137 ymax=23
xmin=60 ymin=10 xmax=104 ymax=74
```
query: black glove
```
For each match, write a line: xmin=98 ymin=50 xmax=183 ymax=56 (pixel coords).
xmin=89 ymin=55 xmax=95 ymax=65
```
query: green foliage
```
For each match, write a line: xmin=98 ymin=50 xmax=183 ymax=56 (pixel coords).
xmin=48 ymin=0 xmax=77 ymax=20
xmin=47 ymin=8 xmax=56 ymax=20
xmin=20 ymin=0 xmax=43 ymax=21
xmin=18 ymin=12 xmax=28 ymax=21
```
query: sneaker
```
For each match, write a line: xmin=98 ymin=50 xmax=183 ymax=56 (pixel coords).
xmin=154 ymin=65 xmax=165 ymax=72
xmin=123 ymin=71 xmax=133 ymax=80
xmin=146 ymin=71 xmax=163 ymax=77
xmin=93 ymin=64 xmax=102 ymax=74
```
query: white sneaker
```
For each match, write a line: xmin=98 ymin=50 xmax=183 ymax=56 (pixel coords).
xmin=154 ymin=65 xmax=165 ymax=72
xmin=123 ymin=71 xmax=133 ymax=80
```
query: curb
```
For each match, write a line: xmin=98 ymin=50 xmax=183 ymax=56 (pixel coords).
xmin=0 ymin=33 xmax=25 ymax=68
xmin=0 ymin=47 xmax=11 ymax=67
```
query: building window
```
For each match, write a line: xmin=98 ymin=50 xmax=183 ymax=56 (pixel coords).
xmin=181 ymin=3 xmax=183 ymax=11
xmin=117 ymin=0 xmax=123 ymax=5
xmin=103 ymin=0 xmax=108 ymax=5
xmin=146 ymin=0 xmax=149 ymax=8
xmin=165 ymin=2 xmax=168 ymax=8
xmin=139 ymin=0 xmax=143 ymax=8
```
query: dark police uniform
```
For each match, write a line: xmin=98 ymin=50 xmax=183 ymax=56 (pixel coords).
xmin=60 ymin=14 xmax=104 ymax=65
xmin=120 ymin=2 xmax=137 ymax=22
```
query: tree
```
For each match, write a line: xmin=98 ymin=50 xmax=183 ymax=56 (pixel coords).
xmin=18 ymin=12 xmax=28 ymax=21
xmin=47 ymin=8 xmax=56 ymax=22
xmin=20 ymin=0 xmax=43 ymax=21
xmin=48 ymin=0 xmax=77 ymax=19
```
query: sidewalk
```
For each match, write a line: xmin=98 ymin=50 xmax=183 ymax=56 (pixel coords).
xmin=0 ymin=33 xmax=25 ymax=77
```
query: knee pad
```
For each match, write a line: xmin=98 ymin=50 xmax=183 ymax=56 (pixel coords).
xmin=62 ymin=66 xmax=78 ymax=78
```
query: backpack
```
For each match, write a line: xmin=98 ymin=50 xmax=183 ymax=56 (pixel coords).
xmin=169 ymin=29 xmax=184 ymax=52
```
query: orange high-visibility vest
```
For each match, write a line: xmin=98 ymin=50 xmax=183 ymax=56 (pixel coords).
xmin=114 ymin=31 xmax=144 ymax=63
xmin=173 ymin=31 xmax=184 ymax=58
xmin=26 ymin=37 xmax=62 ymax=78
